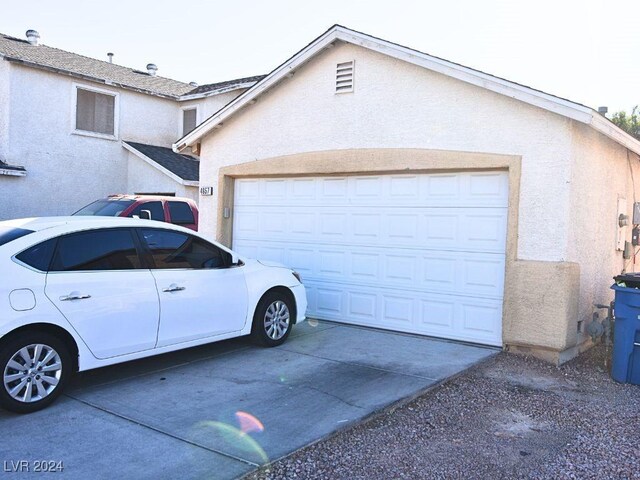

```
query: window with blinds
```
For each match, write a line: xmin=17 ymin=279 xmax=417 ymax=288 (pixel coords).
xmin=75 ymin=88 xmax=116 ymax=136
xmin=182 ymin=108 xmax=197 ymax=136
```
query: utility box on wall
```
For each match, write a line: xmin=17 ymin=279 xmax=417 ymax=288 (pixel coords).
xmin=633 ymin=202 xmax=640 ymax=225
xmin=617 ymin=198 xmax=628 ymax=251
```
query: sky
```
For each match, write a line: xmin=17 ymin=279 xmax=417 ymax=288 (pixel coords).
xmin=1 ymin=0 xmax=638 ymax=113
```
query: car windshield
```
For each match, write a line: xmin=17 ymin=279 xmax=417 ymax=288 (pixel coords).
xmin=0 ymin=227 xmax=34 ymax=247
xmin=73 ymin=199 xmax=135 ymax=217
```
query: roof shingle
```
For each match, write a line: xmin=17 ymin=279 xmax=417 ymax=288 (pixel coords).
xmin=124 ymin=141 xmax=199 ymax=182
xmin=186 ymin=75 xmax=267 ymax=96
xmin=0 ymin=33 xmax=263 ymax=100
xmin=0 ymin=33 xmax=193 ymax=98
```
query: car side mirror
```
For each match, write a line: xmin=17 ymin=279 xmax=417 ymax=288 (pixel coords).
xmin=139 ymin=210 xmax=152 ymax=220
xmin=231 ymin=254 xmax=244 ymax=267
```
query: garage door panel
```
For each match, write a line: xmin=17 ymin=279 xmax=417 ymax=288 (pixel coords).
xmin=301 ymin=280 xmax=503 ymax=345
xmin=233 ymin=172 xmax=507 ymax=346
xmin=234 ymin=205 xmax=507 ymax=253
xmin=383 ymin=295 xmax=414 ymax=324
xmin=235 ymin=173 xmax=508 ymax=208
xmin=348 ymin=292 xmax=377 ymax=321
xmin=419 ymin=299 xmax=455 ymax=329
xmin=314 ymin=287 xmax=344 ymax=316
xmin=233 ymin=239 xmax=505 ymax=299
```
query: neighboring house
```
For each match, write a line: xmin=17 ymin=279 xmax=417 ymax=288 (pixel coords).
xmin=0 ymin=29 xmax=264 ymax=219
xmin=176 ymin=25 xmax=640 ymax=364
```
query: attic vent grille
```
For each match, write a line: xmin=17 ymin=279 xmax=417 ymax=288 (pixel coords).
xmin=336 ymin=61 xmax=354 ymax=93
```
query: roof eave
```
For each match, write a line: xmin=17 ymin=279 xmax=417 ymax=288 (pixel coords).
xmin=171 ymin=25 xmax=640 ymax=157
xmin=590 ymin=113 xmax=640 ymax=155
xmin=174 ymin=26 xmax=601 ymax=152
xmin=123 ymin=141 xmax=199 ymax=185
xmin=178 ymin=81 xmax=261 ymax=102
xmin=173 ymin=28 xmax=342 ymax=152
xmin=3 ymin=56 xmax=184 ymax=100
xmin=0 ymin=167 xmax=26 ymax=177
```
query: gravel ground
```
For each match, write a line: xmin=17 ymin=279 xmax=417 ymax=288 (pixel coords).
xmin=244 ymin=345 xmax=640 ymax=480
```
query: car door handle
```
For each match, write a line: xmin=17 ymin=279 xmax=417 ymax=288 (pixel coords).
xmin=162 ymin=284 xmax=186 ymax=293
xmin=59 ymin=293 xmax=91 ymax=301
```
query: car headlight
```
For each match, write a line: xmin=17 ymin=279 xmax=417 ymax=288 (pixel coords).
xmin=292 ymin=271 xmax=302 ymax=283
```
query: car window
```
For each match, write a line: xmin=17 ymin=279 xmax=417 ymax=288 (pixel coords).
xmin=73 ymin=199 xmax=135 ymax=216
xmin=50 ymin=229 xmax=142 ymax=271
xmin=0 ymin=227 xmax=34 ymax=246
xmin=129 ymin=201 xmax=164 ymax=221
xmin=167 ymin=202 xmax=195 ymax=225
xmin=140 ymin=229 xmax=230 ymax=269
xmin=15 ymin=238 xmax=57 ymax=271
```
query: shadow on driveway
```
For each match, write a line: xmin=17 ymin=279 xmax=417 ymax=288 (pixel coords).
xmin=0 ymin=321 xmax=497 ymax=479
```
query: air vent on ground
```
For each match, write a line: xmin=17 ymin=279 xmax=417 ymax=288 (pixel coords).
xmin=336 ymin=61 xmax=354 ymax=93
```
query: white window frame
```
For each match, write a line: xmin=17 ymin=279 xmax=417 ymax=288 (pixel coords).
xmin=179 ymin=105 xmax=199 ymax=138
xmin=71 ymin=83 xmax=119 ymax=140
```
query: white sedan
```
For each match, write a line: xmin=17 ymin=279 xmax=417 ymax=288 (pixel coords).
xmin=0 ymin=217 xmax=307 ymax=413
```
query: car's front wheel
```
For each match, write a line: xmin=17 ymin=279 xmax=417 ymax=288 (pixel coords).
xmin=251 ymin=291 xmax=294 ymax=347
xmin=0 ymin=332 xmax=71 ymax=414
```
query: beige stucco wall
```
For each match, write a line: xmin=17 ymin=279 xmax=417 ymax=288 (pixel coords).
xmin=125 ymin=151 xmax=198 ymax=201
xmin=195 ymin=41 xmax=636 ymax=362
xmin=180 ymin=89 xmax=249 ymax=138
xmin=0 ymin=61 xmax=245 ymax=220
xmin=198 ymin=42 xmax=574 ymax=264
xmin=0 ymin=64 xmax=181 ymax=218
xmin=566 ymin=122 xmax=640 ymax=345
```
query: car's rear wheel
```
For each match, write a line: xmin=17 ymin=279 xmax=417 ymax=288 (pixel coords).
xmin=251 ymin=291 xmax=294 ymax=347
xmin=0 ymin=332 xmax=71 ymax=414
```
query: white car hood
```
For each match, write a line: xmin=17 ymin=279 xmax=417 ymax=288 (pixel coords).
xmin=257 ymin=259 xmax=290 ymax=269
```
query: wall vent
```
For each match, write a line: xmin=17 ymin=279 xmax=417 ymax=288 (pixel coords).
xmin=336 ymin=60 xmax=354 ymax=93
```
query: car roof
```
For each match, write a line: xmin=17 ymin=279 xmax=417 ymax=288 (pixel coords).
xmin=0 ymin=216 xmax=186 ymax=233
xmin=105 ymin=194 xmax=193 ymax=202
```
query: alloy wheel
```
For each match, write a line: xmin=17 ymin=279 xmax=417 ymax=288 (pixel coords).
xmin=3 ymin=343 xmax=62 ymax=403
xmin=264 ymin=300 xmax=291 ymax=340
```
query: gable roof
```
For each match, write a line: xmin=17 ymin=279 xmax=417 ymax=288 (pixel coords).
xmin=174 ymin=25 xmax=640 ymax=156
xmin=123 ymin=141 xmax=199 ymax=185
xmin=0 ymin=33 xmax=262 ymax=100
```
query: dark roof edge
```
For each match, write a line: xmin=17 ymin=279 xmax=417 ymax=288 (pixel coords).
xmin=179 ymin=75 xmax=267 ymax=101
xmin=0 ymin=158 xmax=27 ymax=176
xmin=122 ymin=141 xmax=199 ymax=184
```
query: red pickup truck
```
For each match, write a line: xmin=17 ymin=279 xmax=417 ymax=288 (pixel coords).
xmin=73 ymin=194 xmax=199 ymax=231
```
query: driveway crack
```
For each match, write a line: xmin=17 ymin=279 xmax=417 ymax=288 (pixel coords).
xmin=299 ymin=384 xmax=365 ymax=410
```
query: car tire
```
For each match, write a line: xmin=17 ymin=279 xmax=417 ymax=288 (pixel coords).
xmin=0 ymin=332 xmax=72 ymax=414
xmin=251 ymin=291 xmax=295 ymax=347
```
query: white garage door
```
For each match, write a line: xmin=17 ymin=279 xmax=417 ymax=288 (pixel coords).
xmin=233 ymin=172 xmax=508 ymax=346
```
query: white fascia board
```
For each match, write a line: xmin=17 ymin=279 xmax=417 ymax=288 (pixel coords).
xmin=333 ymin=28 xmax=594 ymax=124
xmin=174 ymin=25 xmax=624 ymax=152
xmin=590 ymin=113 xmax=640 ymax=156
xmin=177 ymin=81 xmax=260 ymax=102
xmin=122 ymin=142 xmax=199 ymax=186
xmin=0 ymin=168 xmax=26 ymax=177
xmin=173 ymin=29 xmax=340 ymax=152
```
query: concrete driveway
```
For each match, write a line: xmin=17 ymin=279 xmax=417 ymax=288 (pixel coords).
xmin=0 ymin=321 xmax=496 ymax=479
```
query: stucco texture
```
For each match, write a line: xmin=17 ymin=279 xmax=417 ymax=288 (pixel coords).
xmin=198 ymin=42 xmax=574 ymax=264
xmin=126 ymin=151 xmax=198 ymax=201
xmin=196 ymin=41 xmax=640 ymax=362
xmin=0 ymin=62 xmax=242 ymax=219
xmin=566 ymin=122 xmax=640 ymax=347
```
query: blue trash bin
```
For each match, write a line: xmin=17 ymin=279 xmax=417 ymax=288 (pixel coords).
xmin=611 ymin=277 xmax=640 ymax=385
